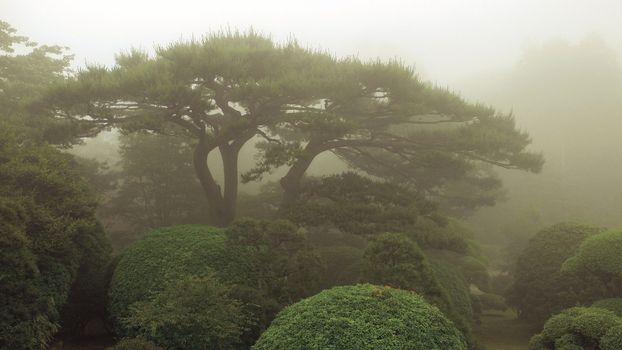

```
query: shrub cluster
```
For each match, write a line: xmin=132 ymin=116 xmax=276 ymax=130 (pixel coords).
xmin=529 ymin=307 xmax=622 ymax=350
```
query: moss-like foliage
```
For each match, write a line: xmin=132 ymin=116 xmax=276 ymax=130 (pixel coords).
xmin=253 ymin=284 xmax=467 ymax=350
xmin=0 ymin=128 xmax=111 ymax=349
xmin=507 ymin=223 xmax=604 ymax=325
xmin=562 ymin=229 xmax=622 ymax=296
xmin=592 ymin=298 xmax=622 ymax=316
xmin=529 ymin=307 xmax=622 ymax=350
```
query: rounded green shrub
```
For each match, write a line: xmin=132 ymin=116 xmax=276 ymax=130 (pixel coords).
xmin=507 ymin=223 xmax=604 ymax=325
xmin=252 ymin=284 xmax=467 ymax=350
xmin=530 ymin=307 xmax=622 ymax=349
xmin=562 ymin=229 xmax=622 ymax=295
xmin=108 ymin=225 xmax=249 ymax=331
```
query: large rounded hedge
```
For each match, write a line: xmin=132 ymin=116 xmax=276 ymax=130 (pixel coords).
xmin=563 ymin=229 xmax=622 ymax=286
xmin=252 ymin=284 xmax=467 ymax=350
xmin=108 ymin=225 xmax=251 ymax=332
xmin=506 ymin=223 xmax=603 ymax=325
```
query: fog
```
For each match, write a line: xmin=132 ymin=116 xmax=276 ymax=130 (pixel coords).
xmin=5 ymin=0 xmax=622 ymax=84
xmin=5 ymin=1 xmax=622 ymax=348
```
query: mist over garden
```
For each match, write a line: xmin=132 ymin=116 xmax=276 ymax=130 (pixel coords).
xmin=2 ymin=2 xmax=622 ymax=349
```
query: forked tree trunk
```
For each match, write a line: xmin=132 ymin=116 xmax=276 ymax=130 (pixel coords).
xmin=193 ymin=136 xmax=227 ymax=226
xmin=192 ymin=133 xmax=254 ymax=226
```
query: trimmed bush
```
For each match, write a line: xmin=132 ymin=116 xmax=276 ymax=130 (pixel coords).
xmin=252 ymin=284 xmax=467 ymax=350
xmin=529 ymin=307 xmax=622 ymax=349
xmin=108 ymin=225 xmax=248 ymax=332
xmin=563 ymin=229 xmax=622 ymax=296
xmin=507 ymin=223 xmax=604 ymax=325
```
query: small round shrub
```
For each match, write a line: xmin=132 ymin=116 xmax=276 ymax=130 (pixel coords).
xmin=252 ymin=284 xmax=467 ymax=350
xmin=562 ymin=229 xmax=622 ymax=292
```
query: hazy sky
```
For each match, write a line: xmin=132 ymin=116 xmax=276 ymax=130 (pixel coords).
xmin=4 ymin=0 xmax=622 ymax=85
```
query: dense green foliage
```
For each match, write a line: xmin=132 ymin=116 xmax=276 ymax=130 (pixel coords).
xmin=285 ymin=173 xmax=469 ymax=252
xmin=106 ymin=337 xmax=164 ymax=350
xmin=253 ymin=284 xmax=467 ymax=350
xmin=562 ymin=229 xmax=622 ymax=297
xmin=0 ymin=20 xmax=83 ymax=145
xmin=592 ymin=298 xmax=622 ymax=316
xmin=600 ymin=325 xmax=622 ymax=350
xmin=363 ymin=232 xmax=445 ymax=303
xmin=427 ymin=257 xmax=483 ymax=350
xmin=507 ymin=223 xmax=604 ymax=325
xmin=224 ymin=219 xmax=323 ymax=330
xmin=121 ymin=274 xmax=247 ymax=349
xmin=108 ymin=225 xmax=245 ymax=331
xmin=529 ymin=307 xmax=622 ymax=350
xmin=109 ymin=222 xmax=321 ymax=347
xmin=0 ymin=127 xmax=111 ymax=349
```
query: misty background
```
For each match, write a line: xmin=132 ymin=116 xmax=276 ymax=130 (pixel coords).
xmin=4 ymin=0 xmax=622 ymax=245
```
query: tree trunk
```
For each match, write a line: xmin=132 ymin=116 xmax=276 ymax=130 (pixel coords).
xmin=280 ymin=140 xmax=322 ymax=204
xmin=219 ymin=143 xmax=239 ymax=225
xmin=193 ymin=135 xmax=227 ymax=226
